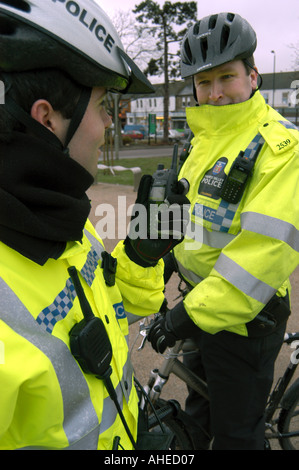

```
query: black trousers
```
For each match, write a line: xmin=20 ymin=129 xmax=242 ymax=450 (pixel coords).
xmin=183 ymin=321 xmax=287 ymax=450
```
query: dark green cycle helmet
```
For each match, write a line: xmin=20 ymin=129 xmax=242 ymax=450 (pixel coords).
xmin=181 ymin=12 xmax=257 ymax=78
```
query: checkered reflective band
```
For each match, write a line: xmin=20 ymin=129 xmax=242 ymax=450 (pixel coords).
xmin=36 ymin=248 xmax=100 ymax=334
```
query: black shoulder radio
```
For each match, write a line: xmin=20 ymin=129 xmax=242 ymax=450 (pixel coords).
xmin=220 ymin=151 xmax=254 ymax=204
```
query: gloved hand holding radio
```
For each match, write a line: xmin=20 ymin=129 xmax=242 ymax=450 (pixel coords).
xmin=147 ymin=301 xmax=196 ymax=353
xmin=124 ymin=173 xmax=190 ymax=267
xmin=124 ymin=146 xmax=190 ymax=268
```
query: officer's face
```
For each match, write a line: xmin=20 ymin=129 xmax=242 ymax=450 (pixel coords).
xmin=194 ymin=60 xmax=258 ymax=106
xmin=31 ymin=86 xmax=112 ymax=178
xmin=68 ymin=87 xmax=112 ymax=177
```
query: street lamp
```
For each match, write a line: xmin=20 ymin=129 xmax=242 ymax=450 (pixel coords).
xmin=271 ymin=50 xmax=276 ymax=108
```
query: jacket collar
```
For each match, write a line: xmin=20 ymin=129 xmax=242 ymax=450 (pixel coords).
xmin=0 ymin=132 xmax=93 ymax=265
xmin=186 ymin=91 xmax=267 ymax=136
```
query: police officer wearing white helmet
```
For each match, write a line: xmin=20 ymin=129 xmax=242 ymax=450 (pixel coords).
xmin=147 ymin=12 xmax=299 ymax=449
xmin=0 ymin=0 xmax=189 ymax=450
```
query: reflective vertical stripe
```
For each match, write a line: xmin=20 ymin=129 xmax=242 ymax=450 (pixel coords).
xmin=36 ymin=232 xmax=104 ymax=333
xmin=80 ymin=247 xmax=101 ymax=287
xmin=208 ymin=133 xmax=264 ymax=232
xmin=241 ymin=212 xmax=299 ymax=252
xmin=279 ymin=120 xmax=298 ymax=130
xmin=0 ymin=277 xmax=100 ymax=449
xmin=36 ymin=278 xmax=76 ymax=333
xmin=243 ymin=133 xmax=265 ymax=160
xmin=214 ymin=253 xmax=276 ymax=303
xmin=84 ymin=228 xmax=104 ymax=262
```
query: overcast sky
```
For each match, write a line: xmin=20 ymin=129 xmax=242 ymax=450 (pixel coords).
xmin=96 ymin=0 xmax=298 ymax=75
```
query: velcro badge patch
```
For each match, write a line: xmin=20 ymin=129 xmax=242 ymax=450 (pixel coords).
xmin=259 ymin=120 xmax=298 ymax=156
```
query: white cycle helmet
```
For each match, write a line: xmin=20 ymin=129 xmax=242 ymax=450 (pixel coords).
xmin=0 ymin=0 xmax=154 ymax=93
xmin=0 ymin=0 xmax=154 ymax=148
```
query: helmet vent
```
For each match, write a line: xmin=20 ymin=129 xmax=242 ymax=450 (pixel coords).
xmin=193 ymin=22 xmax=200 ymax=36
xmin=0 ymin=0 xmax=31 ymax=12
xmin=220 ymin=24 xmax=230 ymax=52
xmin=208 ymin=15 xmax=218 ymax=30
xmin=227 ymin=13 xmax=235 ymax=22
xmin=200 ymin=37 xmax=208 ymax=62
xmin=183 ymin=37 xmax=193 ymax=65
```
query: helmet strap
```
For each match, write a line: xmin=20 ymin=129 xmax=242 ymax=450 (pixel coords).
xmin=243 ymin=59 xmax=263 ymax=92
xmin=2 ymin=73 xmax=92 ymax=152
xmin=64 ymin=87 xmax=92 ymax=149
xmin=5 ymin=94 xmax=64 ymax=149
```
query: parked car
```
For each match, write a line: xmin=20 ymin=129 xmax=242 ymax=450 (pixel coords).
xmin=150 ymin=129 xmax=185 ymax=142
xmin=123 ymin=130 xmax=144 ymax=140
xmin=168 ymin=129 xmax=185 ymax=142
xmin=123 ymin=124 xmax=147 ymax=137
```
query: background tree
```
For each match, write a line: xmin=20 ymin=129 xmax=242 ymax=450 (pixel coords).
xmin=107 ymin=10 xmax=160 ymax=159
xmin=289 ymin=42 xmax=299 ymax=71
xmin=112 ymin=10 xmax=159 ymax=70
xmin=133 ymin=0 xmax=197 ymax=141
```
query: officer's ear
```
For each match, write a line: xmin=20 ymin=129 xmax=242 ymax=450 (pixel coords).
xmin=31 ymin=99 xmax=57 ymax=131
xmin=31 ymin=99 xmax=70 ymax=142
xmin=249 ymin=66 xmax=258 ymax=91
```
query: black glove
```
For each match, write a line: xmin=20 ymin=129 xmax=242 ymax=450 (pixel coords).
xmin=147 ymin=301 xmax=196 ymax=353
xmin=124 ymin=175 xmax=190 ymax=267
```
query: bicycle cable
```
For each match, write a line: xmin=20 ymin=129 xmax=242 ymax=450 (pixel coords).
xmin=134 ymin=376 xmax=166 ymax=434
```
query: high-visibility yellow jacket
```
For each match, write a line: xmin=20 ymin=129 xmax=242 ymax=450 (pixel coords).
xmin=0 ymin=219 xmax=164 ymax=450
xmin=174 ymin=91 xmax=299 ymax=336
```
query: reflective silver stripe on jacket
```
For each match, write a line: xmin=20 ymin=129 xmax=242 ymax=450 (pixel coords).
xmin=101 ymin=357 xmax=134 ymax=431
xmin=176 ymin=259 xmax=204 ymax=285
xmin=214 ymin=253 xmax=276 ymax=304
xmin=241 ymin=212 xmax=299 ymax=252
xmin=189 ymin=221 xmax=237 ymax=249
xmin=0 ymin=276 xmax=100 ymax=450
xmin=1 ymin=229 xmax=135 ymax=448
xmin=0 ymin=276 xmax=134 ymax=449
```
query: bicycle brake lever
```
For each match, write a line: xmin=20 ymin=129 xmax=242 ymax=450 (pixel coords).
xmin=137 ymin=318 xmax=151 ymax=351
xmin=138 ymin=333 xmax=147 ymax=351
xmin=137 ymin=314 xmax=163 ymax=351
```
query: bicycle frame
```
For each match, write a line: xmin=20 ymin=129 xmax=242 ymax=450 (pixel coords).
xmin=141 ymin=339 xmax=208 ymax=406
xmin=139 ymin=328 xmax=299 ymax=446
xmin=264 ymin=332 xmax=299 ymax=442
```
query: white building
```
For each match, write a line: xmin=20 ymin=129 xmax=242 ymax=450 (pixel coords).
xmin=126 ymin=82 xmax=187 ymax=132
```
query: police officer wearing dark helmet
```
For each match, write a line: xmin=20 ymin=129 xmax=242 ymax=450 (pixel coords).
xmin=147 ymin=12 xmax=299 ymax=450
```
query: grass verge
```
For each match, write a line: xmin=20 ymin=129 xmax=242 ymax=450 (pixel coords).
xmin=95 ymin=156 xmax=173 ymax=186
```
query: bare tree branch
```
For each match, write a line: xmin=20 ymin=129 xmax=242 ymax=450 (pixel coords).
xmin=289 ymin=42 xmax=299 ymax=71
xmin=111 ymin=10 xmax=159 ymax=70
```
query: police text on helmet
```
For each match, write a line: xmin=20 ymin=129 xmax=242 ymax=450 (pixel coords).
xmin=51 ymin=0 xmax=115 ymax=53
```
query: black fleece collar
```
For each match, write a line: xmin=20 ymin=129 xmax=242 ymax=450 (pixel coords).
xmin=0 ymin=132 xmax=94 ymax=265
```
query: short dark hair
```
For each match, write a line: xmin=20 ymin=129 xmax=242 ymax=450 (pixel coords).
xmin=242 ymin=55 xmax=255 ymax=75
xmin=0 ymin=69 xmax=83 ymax=142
